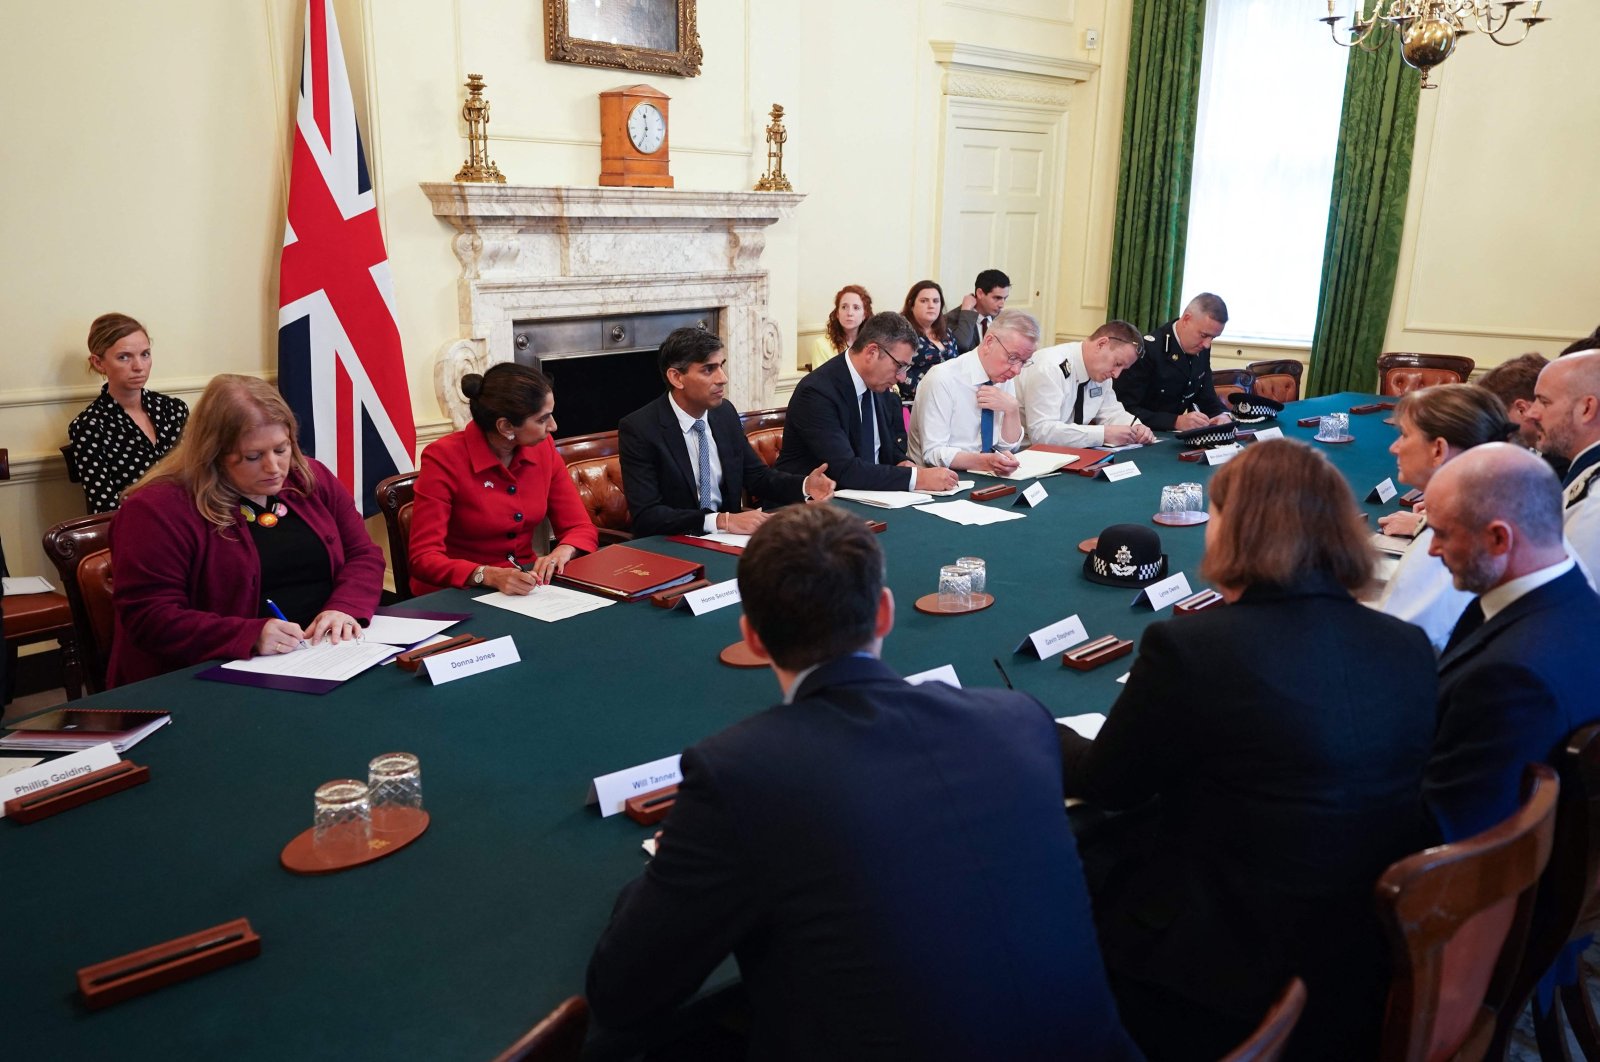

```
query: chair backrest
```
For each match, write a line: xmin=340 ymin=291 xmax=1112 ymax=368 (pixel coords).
xmin=490 ymin=996 xmax=588 ymax=1062
xmin=41 ymin=513 xmax=116 ymax=694
xmin=740 ymin=407 xmax=786 ymax=469
xmin=1212 ymin=369 xmax=1255 ymax=401
xmin=1221 ymin=978 xmax=1308 ymax=1062
xmin=1246 ymin=360 xmax=1304 ymax=404
xmin=554 ymin=431 xmax=632 ymax=541
xmin=60 ymin=442 xmax=81 ymax=484
xmin=1 ymin=446 xmax=10 ymax=481
xmin=374 ymin=471 xmax=419 ymax=601
xmin=1376 ymin=762 xmax=1559 ymax=1062
xmin=1377 ymin=354 xmax=1476 ymax=397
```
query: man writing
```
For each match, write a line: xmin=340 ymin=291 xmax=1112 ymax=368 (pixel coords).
xmin=908 ymin=309 xmax=1039 ymax=476
xmin=1113 ymin=293 xmax=1233 ymax=431
xmin=586 ymin=504 xmax=1140 ymax=1061
xmin=1015 ymin=319 xmax=1157 ymax=447
xmin=1524 ymin=348 xmax=1600 ymax=575
xmin=944 ymin=268 xmax=1010 ymax=354
xmin=777 ymin=312 xmax=959 ymax=492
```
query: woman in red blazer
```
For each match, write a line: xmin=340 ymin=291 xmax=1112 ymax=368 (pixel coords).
xmin=409 ymin=364 xmax=598 ymax=596
xmin=108 ymin=375 xmax=385 ymax=686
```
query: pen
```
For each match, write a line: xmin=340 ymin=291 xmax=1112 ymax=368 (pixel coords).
xmin=508 ymin=553 xmax=543 ymax=587
xmin=265 ymin=599 xmax=310 ymax=649
xmin=993 ymin=657 xmax=1014 ymax=690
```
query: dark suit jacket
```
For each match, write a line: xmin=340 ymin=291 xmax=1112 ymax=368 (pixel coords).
xmin=1427 ymin=567 xmax=1600 ymax=841
xmin=618 ymin=394 xmax=805 ymax=537
xmin=588 ymin=655 xmax=1141 ymax=1062
xmin=944 ymin=308 xmax=983 ymax=353
xmin=775 ymin=355 xmax=911 ymax=490
xmin=1111 ymin=319 xmax=1227 ymax=430
xmin=1059 ymin=574 xmax=1436 ymax=1056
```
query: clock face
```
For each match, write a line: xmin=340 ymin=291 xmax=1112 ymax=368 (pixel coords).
xmin=627 ymin=102 xmax=666 ymax=154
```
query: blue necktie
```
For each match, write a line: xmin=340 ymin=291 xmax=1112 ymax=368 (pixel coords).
xmin=859 ymin=389 xmax=876 ymax=461
xmin=979 ymin=383 xmax=994 ymax=453
xmin=691 ymin=420 xmax=713 ymax=510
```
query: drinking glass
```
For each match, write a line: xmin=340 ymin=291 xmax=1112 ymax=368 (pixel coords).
xmin=938 ymin=565 xmax=973 ymax=611
xmin=368 ymin=752 xmax=423 ymax=833
xmin=1317 ymin=412 xmax=1350 ymax=441
xmin=954 ymin=557 xmax=987 ymax=595
xmin=313 ymin=779 xmax=371 ymax=861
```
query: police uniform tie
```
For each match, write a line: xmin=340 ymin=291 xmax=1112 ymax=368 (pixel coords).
xmin=1072 ymin=379 xmax=1089 ymax=425
xmin=691 ymin=419 xmax=714 ymax=510
xmin=859 ymin=388 xmax=877 ymax=461
xmin=979 ymin=382 xmax=995 ymax=453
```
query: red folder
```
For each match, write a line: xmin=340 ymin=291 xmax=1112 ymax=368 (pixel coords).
xmin=553 ymin=544 xmax=705 ymax=601
xmin=1025 ymin=445 xmax=1119 ymax=478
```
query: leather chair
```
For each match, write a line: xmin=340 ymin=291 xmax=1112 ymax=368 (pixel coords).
xmin=1375 ymin=763 xmax=1558 ymax=1062
xmin=553 ymin=431 xmax=632 ymax=547
xmin=1213 ymin=369 xmax=1255 ymax=402
xmin=1246 ymin=360 xmax=1304 ymax=404
xmin=1221 ymin=979 xmax=1307 ymax=1062
xmin=42 ymin=513 xmax=115 ymax=696
xmin=60 ymin=442 xmax=81 ymax=484
xmin=490 ymin=996 xmax=588 ymax=1062
xmin=1377 ymin=353 xmax=1476 ymax=397
xmin=375 ymin=471 xmax=419 ymax=601
xmin=740 ymin=407 xmax=786 ymax=469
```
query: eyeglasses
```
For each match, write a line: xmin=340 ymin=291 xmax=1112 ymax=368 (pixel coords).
xmin=989 ymin=331 xmax=1033 ymax=369
xmin=879 ymin=344 xmax=915 ymax=379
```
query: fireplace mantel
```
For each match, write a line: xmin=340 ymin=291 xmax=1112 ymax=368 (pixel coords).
xmin=421 ymin=183 xmax=805 ymax=427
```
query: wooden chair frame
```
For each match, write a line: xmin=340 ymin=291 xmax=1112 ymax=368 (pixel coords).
xmin=491 ymin=995 xmax=588 ymax=1062
xmin=38 ymin=513 xmax=114 ymax=696
xmin=1222 ymin=978 xmax=1308 ymax=1062
xmin=374 ymin=471 xmax=419 ymax=601
xmin=1377 ymin=353 xmax=1476 ymax=396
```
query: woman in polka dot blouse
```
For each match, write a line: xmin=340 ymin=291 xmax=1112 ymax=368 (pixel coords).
xmin=66 ymin=313 xmax=188 ymax=513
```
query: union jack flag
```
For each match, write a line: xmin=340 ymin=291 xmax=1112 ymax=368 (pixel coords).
xmin=277 ymin=0 xmax=415 ymax=516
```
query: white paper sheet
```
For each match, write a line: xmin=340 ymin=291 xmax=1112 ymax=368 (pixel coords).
xmin=923 ymin=480 xmax=976 ymax=497
xmin=912 ymin=499 xmax=1027 ymax=526
xmin=361 ymin=614 xmax=461 ymax=648
xmin=1371 ymin=533 xmax=1412 ymax=556
xmin=834 ymin=489 xmax=935 ymax=509
xmin=476 ymin=585 xmax=615 ymax=622
xmin=994 ymin=450 xmax=1080 ymax=481
xmin=700 ymin=532 xmax=752 ymax=548
xmin=0 ymin=756 xmax=45 ymax=779
xmin=1056 ymin=713 xmax=1107 ymax=740
xmin=2 ymin=576 xmax=56 ymax=595
xmin=220 ymin=639 xmax=400 ymax=681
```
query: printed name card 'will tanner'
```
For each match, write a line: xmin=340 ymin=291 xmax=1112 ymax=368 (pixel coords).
xmin=588 ymin=755 xmax=684 ymax=818
xmin=421 ymin=635 xmax=520 ymax=685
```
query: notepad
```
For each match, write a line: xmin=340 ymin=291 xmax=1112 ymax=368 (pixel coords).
xmin=2 ymin=576 xmax=56 ymax=596
xmin=834 ymin=489 xmax=935 ymax=509
xmin=912 ymin=499 xmax=1026 ymax=526
xmin=994 ymin=450 xmax=1080 ymax=481
xmin=361 ymin=614 xmax=463 ymax=648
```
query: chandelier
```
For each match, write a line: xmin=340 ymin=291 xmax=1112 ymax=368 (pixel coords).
xmin=1318 ymin=2 xmax=1550 ymax=89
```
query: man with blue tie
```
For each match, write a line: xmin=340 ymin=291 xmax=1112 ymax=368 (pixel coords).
xmin=619 ymin=327 xmax=834 ymax=538
xmin=777 ymin=312 xmax=960 ymax=492
xmin=907 ymin=309 xmax=1039 ymax=475
xmin=1525 ymin=348 xmax=1600 ymax=576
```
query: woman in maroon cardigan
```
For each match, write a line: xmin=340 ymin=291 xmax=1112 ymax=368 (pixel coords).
xmin=408 ymin=364 xmax=598 ymax=596
xmin=107 ymin=375 xmax=385 ymax=687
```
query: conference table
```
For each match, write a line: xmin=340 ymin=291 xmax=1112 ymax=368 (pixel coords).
xmin=5 ymin=393 xmax=1402 ymax=1060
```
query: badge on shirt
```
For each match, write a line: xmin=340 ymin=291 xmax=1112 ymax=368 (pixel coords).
xmin=1087 ymin=383 xmax=1103 ymax=398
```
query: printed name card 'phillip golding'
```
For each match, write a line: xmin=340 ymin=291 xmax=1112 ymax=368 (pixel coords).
xmin=0 ymin=743 xmax=120 ymax=818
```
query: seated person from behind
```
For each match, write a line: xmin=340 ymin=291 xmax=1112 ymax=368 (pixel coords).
xmin=1112 ymin=293 xmax=1233 ymax=432
xmin=619 ymin=327 xmax=833 ymax=537
xmin=108 ymin=374 xmax=385 ymax=687
xmin=943 ymin=267 xmax=1011 ymax=354
xmin=587 ymin=504 xmax=1140 ymax=1062
xmin=1015 ymin=319 xmax=1157 ymax=447
xmin=777 ymin=312 xmax=959 ymax=493
xmin=408 ymin=364 xmax=598 ymax=596
xmin=907 ymin=308 xmax=1040 ymax=477
xmin=68 ymin=313 xmax=189 ymax=513
xmin=1060 ymin=439 xmax=1436 ymax=1061
xmin=1526 ymin=348 xmax=1600 ymax=577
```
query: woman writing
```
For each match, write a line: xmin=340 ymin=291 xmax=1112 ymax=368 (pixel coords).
xmin=1058 ymin=440 xmax=1436 ymax=1061
xmin=408 ymin=364 xmax=598 ymax=596
xmin=898 ymin=280 xmax=958 ymax=402
xmin=108 ymin=375 xmax=385 ymax=686
xmin=808 ymin=285 xmax=872 ymax=367
xmin=68 ymin=313 xmax=189 ymax=513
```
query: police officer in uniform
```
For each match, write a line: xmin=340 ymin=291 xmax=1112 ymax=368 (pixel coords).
xmin=1113 ymin=292 xmax=1233 ymax=432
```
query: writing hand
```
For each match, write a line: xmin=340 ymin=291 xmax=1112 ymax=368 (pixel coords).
xmin=254 ymin=618 xmax=308 ymax=656
xmin=722 ymin=509 xmax=771 ymax=535
xmin=1378 ymin=510 xmax=1421 ymax=538
xmin=915 ymin=466 xmax=960 ymax=491
xmin=483 ymin=565 xmax=542 ymax=596
xmin=1174 ymin=411 xmax=1210 ymax=431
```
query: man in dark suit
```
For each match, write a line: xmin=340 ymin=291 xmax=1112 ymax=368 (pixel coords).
xmin=1113 ymin=292 xmax=1233 ymax=431
xmin=1422 ymin=442 xmax=1600 ymax=841
xmin=619 ymin=327 xmax=834 ymax=537
xmin=943 ymin=267 xmax=1010 ymax=353
xmin=587 ymin=505 xmax=1141 ymax=1062
xmin=777 ymin=312 xmax=959 ymax=492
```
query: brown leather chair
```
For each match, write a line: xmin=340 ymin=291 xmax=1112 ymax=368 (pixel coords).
xmin=1375 ymin=762 xmax=1558 ymax=1062
xmin=1221 ymin=979 xmax=1307 ymax=1062
xmin=1377 ymin=353 xmax=1476 ymax=397
xmin=553 ymin=431 xmax=632 ymax=547
xmin=375 ymin=471 xmax=419 ymax=601
xmin=1246 ymin=360 xmax=1304 ymax=404
xmin=490 ymin=996 xmax=588 ymax=1062
xmin=1213 ymin=369 xmax=1255 ymax=402
xmin=41 ymin=513 xmax=116 ymax=696
xmin=740 ymin=407 xmax=786 ymax=469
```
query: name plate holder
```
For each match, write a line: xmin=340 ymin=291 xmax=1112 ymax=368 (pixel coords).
xmin=971 ymin=484 xmax=1016 ymax=502
xmin=624 ymin=784 xmax=679 ymax=825
xmin=78 ymin=917 xmax=261 ymax=1010
xmin=1399 ymin=488 xmax=1424 ymax=509
xmin=396 ymin=634 xmax=485 ymax=672
xmin=1296 ymin=415 xmax=1323 ymax=428
xmin=865 ymin=519 xmax=888 ymax=534
xmin=4 ymin=761 xmax=149 ymax=824
xmin=652 ymin=578 xmax=711 ymax=609
xmin=1061 ymin=635 xmax=1133 ymax=672
xmin=1173 ymin=589 xmax=1225 ymax=614
xmin=1350 ymin=402 xmax=1396 ymax=415
xmin=281 ymin=807 xmax=431 ymax=875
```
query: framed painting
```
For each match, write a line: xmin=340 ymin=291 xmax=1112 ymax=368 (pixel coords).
xmin=544 ymin=0 xmax=703 ymax=78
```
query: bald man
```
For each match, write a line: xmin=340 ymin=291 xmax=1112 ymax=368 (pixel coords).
xmin=1422 ymin=443 xmax=1600 ymax=842
xmin=1525 ymin=348 xmax=1600 ymax=575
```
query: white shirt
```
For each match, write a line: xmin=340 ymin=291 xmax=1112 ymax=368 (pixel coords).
xmin=1562 ymin=441 xmax=1600 ymax=578
xmin=907 ymin=350 xmax=1021 ymax=468
xmin=669 ymin=393 xmax=725 ymax=534
xmin=1374 ymin=526 xmax=1474 ymax=654
xmin=1481 ymin=557 xmax=1576 ymax=622
xmin=1015 ymin=341 xmax=1137 ymax=447
xmin=844 ymin=356 xmax=917 ymax=491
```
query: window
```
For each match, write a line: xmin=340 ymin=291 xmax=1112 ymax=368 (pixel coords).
xmin=1179 ymin=0 xmax=1349 ymax=345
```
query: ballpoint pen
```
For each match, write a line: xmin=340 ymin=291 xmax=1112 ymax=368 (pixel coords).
xmin=507 ymin=553 xmax=543 ymax=587
xmin=265 ymin=599 xmax=310 ymax=650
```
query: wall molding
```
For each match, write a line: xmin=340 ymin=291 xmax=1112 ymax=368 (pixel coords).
xmin=0 ymin=372 xmax=277 ymax=413
xmin=944 ymin=0 xmax=1077 ymax=27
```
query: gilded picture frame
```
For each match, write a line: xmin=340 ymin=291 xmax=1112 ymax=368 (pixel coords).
xmin=544 ymin=0 xmax=703 ymax=78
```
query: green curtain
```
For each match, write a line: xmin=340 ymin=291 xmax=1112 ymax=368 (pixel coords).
xmin=1105 ymin=0 xmax=1207 ymax=334
xmin=1305 ymin=44 xmax=1421 ymax=397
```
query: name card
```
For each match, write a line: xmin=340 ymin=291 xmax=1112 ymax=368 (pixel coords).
xmin=1055 ymin=713 xmax=1107 ymax=740
xmin=1204 ymin=444 xmax=1242 ymax=466
xmin=0 ymin=743 xmax=120 ymax=817
xmin=1015 ymin=614 xmax=1088 ymax=658
xmin=1132 ymin=571 xmax=1193 ymax=611
xmin=685 ymin=578 xmax=741 ymax=616
xmin=1116 ymin=672 xmax=1130 ymax=684
xmin=588 ymin=754 xmax=683 ymax=818
xmin=422 ymin=634 xmax=520 ymax=685
xmin=1101 ymin=461 xmax=1141 ymax=483
xmin=1015 ymin=481 xmax=1049 ymax=508
xmin=1254 ymin=426 xmax=1285 ymax=442
xmin=1368 ymin=477 xmax=1398 ymax=504
xmin=905 ymin=664 xmax=961 ymax=688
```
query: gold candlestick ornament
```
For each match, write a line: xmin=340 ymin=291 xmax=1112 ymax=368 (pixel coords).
xmin=455 ymin=74 xmax=506 ymax=183
xmin=754 ymin=104 xmax=792 ymax=192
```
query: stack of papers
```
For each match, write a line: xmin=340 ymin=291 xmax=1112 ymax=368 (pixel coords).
xmin=700 ymin=532 xmax=752 ymax=549
xmin=1 ymin=708 xmax=171 ymax=753
xmin=1371 ymin=533 xmax=1413 ymax=556
xmin=477 ymin=585 xmax=616 ymax=622
xmin=995 ymin=450 xmax=1080 ymax=481
xmin=835 ymin=489 xmax=934 ymax=509
xmin=912 ymin=500 xmax=1026 ymax=526
xmin=221 ymin=639 xmax=401 ymax=683
xmin=2 ymin=576 xmax=56 ymax=596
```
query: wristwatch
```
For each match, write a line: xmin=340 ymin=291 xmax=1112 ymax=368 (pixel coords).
xmin=470 ymin=565 xmax=487 ymax=587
